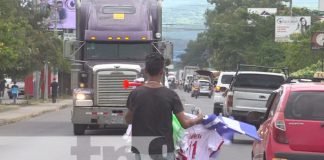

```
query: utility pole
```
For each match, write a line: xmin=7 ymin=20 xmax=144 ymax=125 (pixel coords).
xmin=322 ymin=42 xmax=324 ymax=72
xmin=44 ymin=61 xmax=49 ymax=101
xmin=289 ymin=0 xmax=293 ymax=16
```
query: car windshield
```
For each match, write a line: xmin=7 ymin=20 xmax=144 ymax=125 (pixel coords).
xmin=85 ymin=42 xmax=151 ymax=60
xmin=221 ymin=75 xmax=234 ymax=84
xmin=233 ymin=74 xmax=284 ymax=89
xmin=285 ymin=92 xmax=324 ymax=121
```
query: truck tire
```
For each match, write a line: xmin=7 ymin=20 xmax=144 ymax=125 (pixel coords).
xmin=74 ymin=124 xmax=86 ymax=135
xmin=213 ymin=104 xmax=222 ymax=115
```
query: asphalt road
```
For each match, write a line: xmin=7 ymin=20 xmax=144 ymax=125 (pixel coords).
xmin=0 ymin=89 xmax=253 ymax=160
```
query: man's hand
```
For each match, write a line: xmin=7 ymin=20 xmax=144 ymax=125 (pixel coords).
xmin=124 ymin=110 xmax=133 ymax=124
xmin=175 ymin=111 xmax=204 ymax=129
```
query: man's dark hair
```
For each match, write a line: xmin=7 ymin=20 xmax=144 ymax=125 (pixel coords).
xmin=145 ymin=53 xmax=164 ymax=76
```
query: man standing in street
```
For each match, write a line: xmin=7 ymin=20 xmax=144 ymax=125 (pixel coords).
xmin=50 ymin=78 xmax=59 ymax=103
xmin=11 ymin=82 xmax=19 ymax=104
xmin=125 ymin=53 xmax=204 ymax=160
xmin=0 ymin=78 xmax=6 ymax=98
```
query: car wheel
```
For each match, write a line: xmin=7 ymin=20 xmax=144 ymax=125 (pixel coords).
xmin=208 ymin=95 xmax=211 ymax=98
xmin=73 ymin=124 xmax=86 ymax=135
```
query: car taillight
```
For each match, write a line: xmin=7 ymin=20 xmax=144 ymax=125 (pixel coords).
xmin=226 ymin=95 xmax=233 ymax=108
xmin=273 ymin=114 xmax=288 ymax=144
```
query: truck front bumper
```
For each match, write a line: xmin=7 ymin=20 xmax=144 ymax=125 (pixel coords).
xmin=71 ymin=106 xmax=128 ymax=128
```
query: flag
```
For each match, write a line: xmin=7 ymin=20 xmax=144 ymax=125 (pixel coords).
xmin=202 ymin=114 xmax=261 ymax=141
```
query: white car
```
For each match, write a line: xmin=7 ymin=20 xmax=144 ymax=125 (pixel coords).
xmin=213 ymin=72 xmax=235 ymax=115
xmin=197 ymin=79 xmax=213 ymax=98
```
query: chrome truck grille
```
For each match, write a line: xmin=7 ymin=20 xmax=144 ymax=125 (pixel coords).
xmin=96 ymin=70 xmax=137 ymax=106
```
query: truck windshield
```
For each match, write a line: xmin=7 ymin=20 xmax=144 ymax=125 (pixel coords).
xmin=221 ymin=75 xmax=234 ymax=84
xmin=233 ymin=74 xmax=284 ymax=89
xmin=85 ymin=42 xmax=151 ymax=60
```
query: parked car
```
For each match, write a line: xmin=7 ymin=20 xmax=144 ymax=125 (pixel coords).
xmin=223 ymin=71 xmax=286 ymax=125
xmin=7 ymin=81 xmax=25 ymax=99
xmin=213 ymin=72 xmax=235 ymax=115
xmin=251 ymin=83 xmax=324 ymax=160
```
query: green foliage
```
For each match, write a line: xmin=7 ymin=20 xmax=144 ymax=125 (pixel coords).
xmin=0 ymin=0 xmax=68 ymax=79
xmin=179 ymin=33 xmax=209 ymax=68
xmin=291 ymin=61 xmax=323 ymax=78
xmin=180 ymin=0 xmax=322 ymax=75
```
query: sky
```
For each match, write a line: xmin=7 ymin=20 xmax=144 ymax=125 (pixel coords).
xmin=162 ymin=0 xmax=212 ymax=61
xmin=292 ymin=0 xmax=318 ymax=9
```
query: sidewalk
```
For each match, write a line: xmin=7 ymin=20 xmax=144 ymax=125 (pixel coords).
xmin=0 ymin=99 xmax=72 ymax=126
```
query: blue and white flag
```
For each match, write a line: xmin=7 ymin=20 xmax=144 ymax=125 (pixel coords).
xmin=202 ymin=114 xmax=261 ymax=141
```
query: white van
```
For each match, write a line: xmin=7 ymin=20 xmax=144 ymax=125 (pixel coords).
xmin=213 ymin=72 xmax=235 ymax=115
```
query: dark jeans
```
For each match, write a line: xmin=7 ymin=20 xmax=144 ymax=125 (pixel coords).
xmin=52 ymin=95 xmax=57 ymax=103
xmin=13 ymin=93 xmax=18 ymax=104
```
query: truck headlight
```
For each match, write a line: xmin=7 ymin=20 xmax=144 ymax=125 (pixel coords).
xmin=76 ymin=93 xmax=86 ymax=100
xmin=155 ymin=33 xmax=161 ymax=39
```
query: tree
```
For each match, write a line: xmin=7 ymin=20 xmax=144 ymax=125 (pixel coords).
xmin=179 ymin=33 xmax=209 ymax=68
xmin=181 ymin=0 xmax=321 ymax=74
xmin=0 ymin=0 xmax=68 ymax=79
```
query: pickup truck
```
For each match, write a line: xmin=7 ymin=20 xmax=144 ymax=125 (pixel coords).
xmin=223 ymin=71 xmax=286 ymax=125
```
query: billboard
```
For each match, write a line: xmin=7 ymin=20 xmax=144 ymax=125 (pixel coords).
xmin=248 ymin=8 xmax=277 ymax=16
xmin=311 ymin=32 xmax=324 ymax=50
xmin=46 ymin=0 xmax=76 ymax=29
xmin=275 ymin=16 xmax=311 ymax=42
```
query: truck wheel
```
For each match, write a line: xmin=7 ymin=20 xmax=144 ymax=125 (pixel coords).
xmin=213 ymin=105 xmax=221 ymax=115
xmin=74 ymin=124 xmax=86 ymax=135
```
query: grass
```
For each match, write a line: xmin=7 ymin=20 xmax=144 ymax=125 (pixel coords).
xmin=0 ymin=105 xmax=19 ymax=113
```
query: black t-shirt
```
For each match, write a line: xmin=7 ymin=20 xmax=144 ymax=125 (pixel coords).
xmin=51 ymin=82 xmax=59 ymax=94
xmin=126 ymin=86 xmax=184 ymax=154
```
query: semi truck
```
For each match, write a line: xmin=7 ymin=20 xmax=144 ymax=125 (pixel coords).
xmin=71 ymin=0 xmax=165 ymax=135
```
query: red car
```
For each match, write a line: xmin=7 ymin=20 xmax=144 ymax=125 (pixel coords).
xmin=251 ymin=83 xmax=324 ymax=160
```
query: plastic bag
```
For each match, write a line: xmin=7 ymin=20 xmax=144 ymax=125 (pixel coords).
xmin=172 ymin=114 xmax=185 ymax=149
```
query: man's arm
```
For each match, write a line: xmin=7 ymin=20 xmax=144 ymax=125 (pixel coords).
xmin=125 ymin=109 xmax=133 ymax=124
xmin=175 ymin=111 xmax=203 ymax=129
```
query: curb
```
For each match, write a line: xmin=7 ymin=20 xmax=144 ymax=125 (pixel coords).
xmin=0 ymin=103 xmax=70 ymax=126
